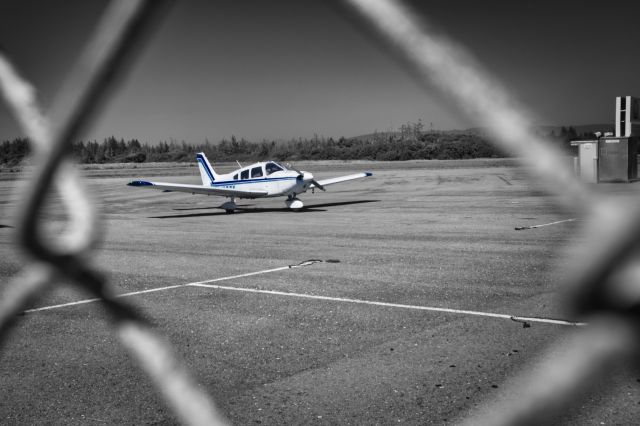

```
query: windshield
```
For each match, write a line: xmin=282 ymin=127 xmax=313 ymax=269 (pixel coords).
xmin=266 ymin=162 xmax=284 ymax=175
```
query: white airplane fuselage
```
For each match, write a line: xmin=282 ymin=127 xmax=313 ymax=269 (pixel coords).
xmin=208 ymin=169 xmax=311 ymax=198
xmin=196 ymin=157 xmax=315 ymax=199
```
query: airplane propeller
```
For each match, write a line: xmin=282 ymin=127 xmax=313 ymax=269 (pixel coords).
xmin=311 ymin=179 xmax=326 ymax=191
xmin=287 ymin=163 xmax=326 ymax=191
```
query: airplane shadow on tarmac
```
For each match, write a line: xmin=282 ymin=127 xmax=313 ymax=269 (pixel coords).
xmin=148 ymin=199 xmax=380 ymax=219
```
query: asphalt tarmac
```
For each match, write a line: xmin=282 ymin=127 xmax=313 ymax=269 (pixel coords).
xmin=1 ymin=159 xmax=638 ymax=424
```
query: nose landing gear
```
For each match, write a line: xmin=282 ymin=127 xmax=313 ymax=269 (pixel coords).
xmin=285 ymin=195 xmax=304 ymax=211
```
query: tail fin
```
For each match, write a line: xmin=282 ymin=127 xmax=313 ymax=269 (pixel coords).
xmin=196 ymin=152 xmax=218 ymax=186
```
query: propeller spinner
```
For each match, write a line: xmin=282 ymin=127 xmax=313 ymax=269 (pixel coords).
xmin=287 ymin=163 xmax=325 ymax=191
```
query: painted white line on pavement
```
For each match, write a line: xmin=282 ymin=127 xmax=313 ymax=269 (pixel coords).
xmin=189 ymin=283 xmax=586 ymax=327
xmin=23 ymin=265 xmax=295 ymax=314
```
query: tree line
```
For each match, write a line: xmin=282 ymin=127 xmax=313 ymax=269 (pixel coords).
xmin=0 ymin=122 xmax=588 ymax=166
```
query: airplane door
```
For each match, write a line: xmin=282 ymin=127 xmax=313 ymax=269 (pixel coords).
xmin=250 ymin=166 xmax=266 ymax=192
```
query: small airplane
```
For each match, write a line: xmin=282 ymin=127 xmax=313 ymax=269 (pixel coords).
xmin=127 ymin=152 xmax=372 ymax=213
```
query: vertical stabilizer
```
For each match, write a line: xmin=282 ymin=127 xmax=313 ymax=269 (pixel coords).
xmin=196 ymin=152 xmax=218 ymax=186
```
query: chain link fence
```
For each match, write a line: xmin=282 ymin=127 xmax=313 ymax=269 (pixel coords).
xmin=1 ymin=0 xmax=637 ymax=424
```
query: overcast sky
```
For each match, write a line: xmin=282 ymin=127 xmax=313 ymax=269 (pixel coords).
xmin=1 ymin=1 xmax=640 ymax=144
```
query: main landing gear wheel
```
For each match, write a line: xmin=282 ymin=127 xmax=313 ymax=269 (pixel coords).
xmin=221 ymin=199 xmax=237 ymax=214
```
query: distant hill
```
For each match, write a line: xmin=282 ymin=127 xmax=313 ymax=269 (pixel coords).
xmin=347 ymin=130 xmax=398 ymax=141
xmin=349 ymin=128 xmax=483 ymax=141
xmin=465 ymin=124 xmax=614 ymax=138
xmin=535 ymin=124 xmax=614 ymax=137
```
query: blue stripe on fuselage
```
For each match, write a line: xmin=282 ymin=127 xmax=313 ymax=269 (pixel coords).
xmin=210 ymin=176 xmax=297 ymax=187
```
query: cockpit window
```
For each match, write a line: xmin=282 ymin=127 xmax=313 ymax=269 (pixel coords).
xmin=240 ymin=169 xmax=249 ymax=180
xmin=266 ymin=162 xmax=284 ymax=175
xmin=233 ymin=174 xmax=238 ymax=180
xmin=251 ymin=166 xmax=264 ymax=178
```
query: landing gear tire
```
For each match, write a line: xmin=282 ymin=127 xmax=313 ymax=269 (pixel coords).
xmin=221 ymin=199 xmax=237 ymax=214
xmin=225 ymin=209 xmax=235 ymax=214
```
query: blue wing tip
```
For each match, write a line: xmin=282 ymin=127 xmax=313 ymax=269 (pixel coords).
xmin=128 ymin=180 xmax=153 ymax=187
xmin=365 ymin=172 xmax=373 ymax=177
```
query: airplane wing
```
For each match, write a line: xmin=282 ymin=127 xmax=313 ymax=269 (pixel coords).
xmin=311 ymin=172 xmax=372 ymax=188
xmin=127 ymin=180 xmax=269 ymax=198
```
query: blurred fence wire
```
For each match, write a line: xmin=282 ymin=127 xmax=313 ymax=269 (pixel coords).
xmin=0 ymin=0 xmax=638 ymax=424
